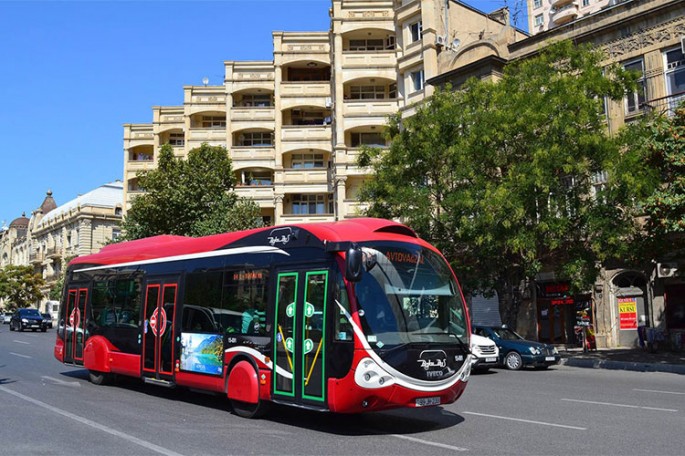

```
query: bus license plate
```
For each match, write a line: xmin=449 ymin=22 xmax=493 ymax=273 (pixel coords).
xmin=486 ymin=357 xmax=497 ymax=362
xmin=416 ymin=397 xmax=440 ymax=407
xmin=545 ymin=356 xmax=555 ymax=361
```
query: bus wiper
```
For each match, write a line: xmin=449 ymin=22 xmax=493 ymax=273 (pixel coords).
xmin=452 ymin=334 xmax=470 ymax=355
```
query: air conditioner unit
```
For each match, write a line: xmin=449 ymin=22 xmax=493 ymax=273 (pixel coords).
xmin=657 ymin=262 xmax=679 ymax=278
xmin=681 ymin=36 xmax=685 ymax=54
xmin=435 ymin=35 xmax=447 ymax=47
xmin=325 ymin=97 xmax=333 ymax=108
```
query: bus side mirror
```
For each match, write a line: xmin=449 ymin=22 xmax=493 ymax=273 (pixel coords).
xmin=346 ymin=245 xmax=363 ymax=282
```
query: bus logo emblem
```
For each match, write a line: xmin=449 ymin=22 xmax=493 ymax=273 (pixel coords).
xmin=267 ymin=227 xmax=297 ymax=246
xmin=149 ymin=307 xmax=167 ymax=337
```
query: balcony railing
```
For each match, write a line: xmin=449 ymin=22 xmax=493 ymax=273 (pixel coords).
xmin=551 ymin=2 xmax=579 ymax=25
xmin=643 ymin=91 xmax=685 ymax=117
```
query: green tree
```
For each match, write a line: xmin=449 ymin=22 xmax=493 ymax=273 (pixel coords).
xmin=121 ymin=143 xmax=263 ymax=240
xmin=359 ymin=41 xmax=654 ymax=328
xmin=636 ymin=105 xmax=685 ymax=246
xmin=0 ymin=265 xmax=45 ymax=311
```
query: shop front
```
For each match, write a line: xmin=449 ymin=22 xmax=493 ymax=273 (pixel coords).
xmin=536 ymin=282 xmax=593 ymax=347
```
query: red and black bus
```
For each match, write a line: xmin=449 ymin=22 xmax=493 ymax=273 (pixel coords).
xmin=54 ymin=218 xmax=472 ymax=418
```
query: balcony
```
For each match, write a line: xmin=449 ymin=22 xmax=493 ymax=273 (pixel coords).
xmin=280 ymin=82 xmax=330 ymax=98
xmin=280 ymin=126 xmax=332 ymax=152
xmin=343 ymin=99 xmax=399 ymax=118
xmin=230 ymin=108 xmax=275 ymax=122
xmin=186 ymin=128 xmax=227 ymax=143
xmin=643 ymin=91 xmax=685 ymax=117
xmin=234 ymin=185 xmax=275 ymax=204
xmin=280 ymin=214 xmax=334 ymax=224
xmin=551 ymin=3 xmax=579 ymax=25
xmin=231 ymin=147 xmax=276 ymax=165
xmin=551 ymin=0 xmax=574 ymax=8
xmin=282 ymin=169 xmax=329 ymax=186
xmin=341 ymin=52 xmax=396 ymax=70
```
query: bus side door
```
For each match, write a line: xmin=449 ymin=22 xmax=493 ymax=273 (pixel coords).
xmin=273 ymin=269 xmax=330 ymax=408
xmin=64 ymin=287 xmax=88 ymax=365
xmin=142 ymin=277 xmax=178 ymax=382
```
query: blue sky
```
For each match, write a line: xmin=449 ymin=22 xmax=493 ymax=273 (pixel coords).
xmin=0 ymin=0 xmax=522 ymax=227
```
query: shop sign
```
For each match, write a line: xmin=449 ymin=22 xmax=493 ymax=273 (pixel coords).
xmin=618 ymin=297 xmax=638 ymax=330
xmin=551 ymin=297 xmax=574 ymax=306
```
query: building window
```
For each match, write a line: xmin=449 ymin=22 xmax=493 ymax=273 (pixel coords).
xmin=290 ymin=110 xmax=326 ymax=125
xmin=168 ymin=133 xmax=185 ymax=146
xmin=350 ymin=132 xmax=385 ymax=147
xmin=409 ymin=21 xmax=422 ymax=43
xmin=624 ymin=58 xmax=646 ymax=115
xmin=534 ymin=0 xmax=542 ymax=8
xmin=240 ymin=170 xmax=273 ymax=186
xmin=238 ymin=132 xmax=273 ymax=147
xmin=349 ymin=85 xmax=387 ymax=100
xmin=291 ymin=194 xmax=330 ymax=215
xmin=201 ymin=116 xmax=226 ymax=128
xmin=664 ymin=47 xmax=685 ymax=113
xmin=348 ymin=39 xmax=385 ymax=51
xmin=237 ymin=94 xmax=273 ymax=107
xmin=129 ymin=151 xmax=153 ymax=161
xmin=582 ymin=0 xmax=590 ymax=6
xmin=291 ymin=153 xmax=325 ymax=169
xmin=410 ymin=69 xmax=424 ymax=93
xmin=534 ymin=14 xmax=544 ymax=27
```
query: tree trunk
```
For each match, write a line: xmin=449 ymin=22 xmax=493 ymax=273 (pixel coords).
xmin=496 ymin=278 xmax=521 ymax=330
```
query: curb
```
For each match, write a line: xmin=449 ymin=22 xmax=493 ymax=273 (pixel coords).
xmin=562 ymin=357 xmax=685 ymax=375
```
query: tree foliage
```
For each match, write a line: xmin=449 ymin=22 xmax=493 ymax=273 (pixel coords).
xmin=630 ymin=105 xmax=685 ymax=250
xmin=121 ymin=143 xmax=263 ymax=240
xmin=0 ymin=265 xmax=45 ymax=311
xmin=358 ymin=41 xmax=654 ymax=327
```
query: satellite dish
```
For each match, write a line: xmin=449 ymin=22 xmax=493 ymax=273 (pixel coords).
xmin=451 ymin=38 xmax=461 ymax=50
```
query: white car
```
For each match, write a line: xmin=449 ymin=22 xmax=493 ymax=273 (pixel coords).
xmin=2 ymin=313 xmax=11 ymax=324
xmin=470 ymin=332 xmax=499 ymax=372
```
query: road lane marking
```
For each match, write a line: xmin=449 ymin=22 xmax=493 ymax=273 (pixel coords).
xmin=9 ymin=352 xmax=31 ymax=359
xmin=13 ymin=340 xmax=30 ymax=344
xmin=0 ymin=386 xmax=185 ymax=456
xmin=463 ymin=411 xmax=587 ymax=430
xmin=634 ymin=388 xmax=685 ymax=396
xmin=41 ymin=376 xmax=81 ymax=387
xmin=390 ymin=434 xmax=468 ymax=452
xmin=561 ymin=398 xmax=677 ymax=412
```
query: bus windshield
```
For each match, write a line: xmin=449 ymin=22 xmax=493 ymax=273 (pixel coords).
xmin=354 ymin=242 xmax=468 ymax=349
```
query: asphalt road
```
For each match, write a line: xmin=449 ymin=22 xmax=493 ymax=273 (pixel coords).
xmin=1 ymin=326 xmax=683 ymax=455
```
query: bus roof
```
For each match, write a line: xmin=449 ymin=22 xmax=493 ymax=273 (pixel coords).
xmin=70 ymin=218 xmax=423 ymax=267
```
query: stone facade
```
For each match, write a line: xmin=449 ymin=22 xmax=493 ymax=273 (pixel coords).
xmin=0 ymin=182 xmax=123 ymax=311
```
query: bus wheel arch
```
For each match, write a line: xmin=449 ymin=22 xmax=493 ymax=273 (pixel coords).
xmin=226 ymin=358 xmax=270 ymax=418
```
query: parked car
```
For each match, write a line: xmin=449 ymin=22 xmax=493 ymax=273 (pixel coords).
xmin=470 ymin=332 xmax=499 ymax=372
xmin=473 ymin=325 xmax=560 ymax=370
xmin=41 ymin=313 xmax=53 ymax=329
xmin=2 ymin=312 xmax=11 ymax=324
xmin=9 ymin=308 xmax=48 ymax=332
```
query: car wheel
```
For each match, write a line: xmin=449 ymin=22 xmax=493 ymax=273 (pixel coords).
xmin=9 ymin=322 xmax=14 ymax=331
xmin=504 ymin=351 xmax=523 ymax=370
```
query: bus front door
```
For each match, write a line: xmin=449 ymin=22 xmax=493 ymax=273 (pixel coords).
xmin=64 ymin=287 xmax=88 ymax=365
xmin=273 ymin=270 xmax=329 ymax=408
xmin=142 ymin=279 xmax=178 ymax=383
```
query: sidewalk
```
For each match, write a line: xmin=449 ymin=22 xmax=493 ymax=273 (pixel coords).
xmin=559 ymin=347 xmax=685 ymax=374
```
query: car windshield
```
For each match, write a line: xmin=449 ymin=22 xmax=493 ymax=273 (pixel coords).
xmin=491 ymin=327 xmax=524 ymax=341
xmin=21 ymin=309 xmax=41 ymax=317
xmin=353 ymin=242 xmax=468 ymax=349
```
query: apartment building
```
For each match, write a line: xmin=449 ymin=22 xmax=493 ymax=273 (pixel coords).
xmin=432 ymin=0 xmax=685 ymax=350
xmin=122 ymin=0 xmax=520 ymax=226
xmin=527 ymin=0 xmax=613 ymax=34
xmin=0 ymin=182 xmax=123 ymax=306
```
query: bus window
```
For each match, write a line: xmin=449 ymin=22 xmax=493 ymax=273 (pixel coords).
xmin=333 ymin=272 xmax=353 ymax=341
xmin=222 ymin=269 xmax=269 ymax=336
xmin=183 ymin=270 xmax=223 ymax=333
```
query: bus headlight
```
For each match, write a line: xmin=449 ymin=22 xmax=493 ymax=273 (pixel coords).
xmin=355 ymin=357 xmax=396 ymax=389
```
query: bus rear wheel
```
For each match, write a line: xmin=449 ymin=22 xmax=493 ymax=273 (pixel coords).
xmin=88 ymin=370 xmax=113 ymax=385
